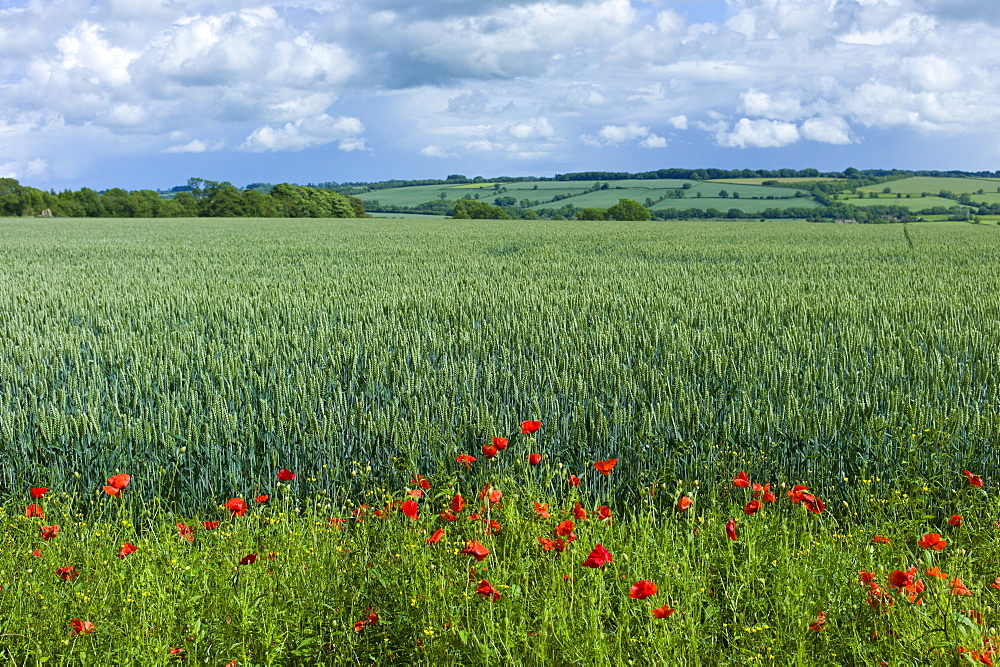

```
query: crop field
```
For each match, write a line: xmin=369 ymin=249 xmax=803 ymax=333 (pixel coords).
xmin=838 ymin=196 xmax=969 ymax=211
xmin=651 ymin=197 xmax=821 ymax=213
xmin=708 ymin=177 xmax=846 ymax=185
xmin=3 ymin=217 xmax=1000 ymax=663
xmin=859 ymin=177 xmax=1000 ymax=195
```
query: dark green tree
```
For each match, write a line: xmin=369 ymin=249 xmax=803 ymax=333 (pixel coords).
xmin=606 ymin=198 xmax=650 ymax=221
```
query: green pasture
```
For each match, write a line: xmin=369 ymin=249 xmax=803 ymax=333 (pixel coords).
xmin=682 ymin=182 xmax=811 ymax=199
xmin=0 ymin=217 xmax=998 ymax=511
xmin=651 ymin=198 xmax=821 ymax=213
xmin=838 ymin=196 xmax=969 ymax=211
xmin=708 ymin=177 xmax=845 ymax=185
xmin=858 ymin=176 xmax=1000 ymax=195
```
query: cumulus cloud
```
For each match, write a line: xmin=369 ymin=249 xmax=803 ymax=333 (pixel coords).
xmin=800 ymin=116 xmax=854 ymax=145
xmin=240 ymin=115 xmax=365 ymax=152
xmin=717 ymin=118 xmax=801 ymax=148
xmin=162 ymin=139 xmax=225 ymax=153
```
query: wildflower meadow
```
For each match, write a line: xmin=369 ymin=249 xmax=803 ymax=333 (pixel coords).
xmin=1 ymin=217 xmax=999 ymax=664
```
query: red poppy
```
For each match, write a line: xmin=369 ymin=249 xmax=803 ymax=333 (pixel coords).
xmin=949 ymin=515 xmax=963 ymax=527
xmin=594 ymin=459 xmax=618 ymax=475
xmin=226 ymin=498 xmax=248 ymax=516
xmin=572 ymin=502 xmax=588 ymax=521
xmin=482 ymin=444 xmax=498 ymax=458
xmin=568 ymin=475 xmax=581 ymax=487
xmin=752 ymin=482 xmax=770 ymax=498
xmin=725 ymin=518 xmax=737 ymax=541
xmin=475 ymin=578 xmax=501 ymax=600
xmin=255 ymin=495 xmax=269 ymax=503
xmin=952 ymin=577 xmax=972 ymax=596
xmin=168 ymin=647 xmax=185 ymax=659
xmin=439 ymin=509 xmax=457 ymax=522
xmin=103 ymin=473 xmax=131 ymax=496
xmin=493 ymin=437 xmax=508 ymax=450
xmin=117 ymin=543 xmax=137 ymax=559
xmin=528 ymin=453 xmax=542 ymax=465
xmin=581 ymin=543 xmax=613 ymax=568
xmin=533 ymin=502 xmax=551 ymax=518
xmin=888 ymin=568 xmax=917 ymax=590
xmin=484 ymin=520 xmax=501 ymax=535
xmin=487 ymin=489 xmax=502 ymax=505
xmin=926 ymin=566 xmax=948 ymax=579
xmin=407 ymin=489 xmax=424 ymax=499
xmin=743 ymin=499 xmax=762 ymax=515
xmin=808 ymin=611 xmax=826 ymax=632
xmin=963 ymin=470 xmax=984 ymax=488
xmin=521 ymin=420 xmax=542 ymax=434
xmin=629 ymin=580 xmax=658 ymax=599
xmin=177 ymin=523 xmax=194 ymax=543
xmin=918 ymin=532 xmax=947 ymax=550
xmin=762 ymin=491 xmax=777 ymax=504
xmin=538 ymin=537 xmax=568 ymax=552
xmin=804 ymin=496 xmax=825 ymax=514
xmin=354 ymin=611 xmax=379 ymax=631
xmin=25 ymin=504 xmax=44 ymax=518
xmin=239 ymin=553 xmax=257 ymax=565
xmin=461 ymin=540 xmax=490 ymax=562
xmin=456 ymin=454 xmax=476 ymax=469
xmin=787 ymin=484 xmax=812 ymax=503
xmin=992 ymin=577 xmax=1000 ymax=590
xmin=872 ymin=535 xmax=891 ymax=544
xmin=468 ymin=512 xmax=481 ymax=521
xmin=733 ymin=472 xmax=750 ymax=488
xmin=859 ymin=570 xmax=878 ymax=585
xmin=69 ymin=618 xmax=95 ymax=635
xmin=450 ymin=494 xmax=465 ymax=513
xmin=56 ymin=565 xmax=78 ymax=580
xmin=677 ymin=496 xmax=693 ymax=511
xmin=40 ymin=525 xmax=59 ymax=540
xmin=412 ymin=474 xmax=431 ymax=490
xmin=31 ymin=488 xmax=47 ymax=499
xmin=597 ymin=506 xmax=611 ymax=522
xmin=202 ymin=520 xmax=220 ymax=530
xmin=651 ymin=604 xmax=675 ymax=619
xmin=401 ymin=499 xmax=419 ymax=520
xmin=554 ymin=520 xmax=575 ymax=537
xmin=32 ymin=549 xmax=43 ymax=558
xmin=427 ymin=528 xmax=444 ymax=544
xmin=277 ymin=469 xmax=296 ymax=481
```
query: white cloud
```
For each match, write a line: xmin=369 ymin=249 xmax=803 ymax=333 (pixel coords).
xmin=420 ymin=144 xmax=457 ymax=158
xmin=508 ymin=117 xmax=555 ymax=140
xmin=717 ymin=118 xmax=801 ymax=148
xmin=800 ymin=116 xmax=854 ymax=145
xmin=162 ymin=139 xmax=224 ymax=153
xmin=639 ymin=133 xmax=668 ymax=148
xmin=669 ymin=115 xmax=689 ymax=130
xmin=240 ymin=114 xmax=365 ymax=153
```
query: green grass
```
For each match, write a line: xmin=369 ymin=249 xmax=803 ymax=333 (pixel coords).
xmin=859 ymin=176 xmax=1000 ymax=195
xmin=839 ymin=196 xmax=967 ymax=210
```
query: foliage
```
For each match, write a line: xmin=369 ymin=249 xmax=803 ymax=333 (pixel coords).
xmin=606 ymin=199 xmax=650 ymax=221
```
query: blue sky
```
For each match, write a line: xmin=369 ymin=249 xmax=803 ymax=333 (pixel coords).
xmin=1 ymin=0 xmax=999 ymax=190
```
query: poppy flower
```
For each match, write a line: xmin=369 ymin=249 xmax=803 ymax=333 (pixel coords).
xmin=581 ymin=543 xmax=613 ymax=568
xmin=951 ymin=577 xmax=972 ymax=596
xmin=949 ymin=515 xmax=963 ymax=527
xmin=725 ymin=518 xmax=737 ymax=541
xmin=439 ymin=509 xmax=457 ymax=522
xmin=468 ymin=512 xmax=481 ymax=521
xmin=407 ymin=489 xmax=424 ymax=499
xmin=475 ymin=578 xmax=501 ymax=601
xmin=427 ymin=528 xmax=444 ymax=544
xmin=32 ymin=549 xmax=43 ymax=558
xmin=102 ymin=473 xmax=131 ymax=496
xmin=808 ymin=611 xmax=826 ymax=632
xmin=168 ymin=648 xmax=185 ymax=659
xmin=117 ymin=543 xmax=137 ymax=559
xmin=25 ymin=504 xmax=44 ymax=518
xmin=456 ymin=454 xmax=476 ymax=469
xmin=872 ymin=535 xmax=891 ymax=544
xmin=572 ymin=502 xmax=588 ymax=521
xmin=594 ymin=459 xmax=618 ymax=475
xmin=762 ymin=491 xmax=777 ymax=504
xmin=651 ymin=604 xmax=675 ymax=619
xmin=888 ymin=567 xmax=917 ymax=590
xmin=255 ymin=495 xmax=269 ymax=503
xmin=963 ymin=471 xmax=984 ymax=488
xmin=482 ymin=444 xmax=498 ymax=458
xmin=568 ymin=475 xmax=581 ymax=487
xmin=493 ymin=437 xmax=508 ymax=450
xmin=533 ymin=502 xmax=551 ymax=518
xmin=528 ymin=453 xmax=542 ymax=465
xmin=992 ymin=577 xmax=1000 ymax=590
xmin=487 ymin=489 xmax=502 ymax=505
xmin=733 ymin=472 xmax=750 ymax=488
xmin=450 ymin=494 xmax=465 ymax=513
xmin=597 ymin=506 xmax=612 ymax=522
xmin=461 ymin=540 xmax=490 ymax=562
xmin=226 ymin=498 xmax=248 ymax=516
xmin=354 ymin=611 xmax=379 ymax=631
xmin=743 ymin=499 xmax=762 ymax=515
xmin=521 ymin=420 xmax=542 ymax=434
xmin=918 ymin=532 xmax=947 ymax=550
xmin=677 ymin=496 xmax=693 ymax=511
xmin=239 ymin=553 xmax=257 ymax=565
xmin=177 ymin=523 xmax=194 ymax=542
xmin=926 ymin=566 xmax=948 ymax=579
xmin=31 ymin=488 xmax=47 ymax=499
xmin=40 ymin=525 xmax=59 ymax=540
xmin=858 ymin=570 xmax=878 ymax=585
xmin=69 ymin=618 xmax=95 ymax=635
xmin=484 ymin=520 xmax=502 ymax=535
xmin=56 ymin=565 xmax=78 ymax=580
xmin=401 ymin=499 xmax=419 ymax=520
xmin=538 ymin=537 xmax=568 ymax=552
xmin=804 ymin=496 xmax=825 ymax=514
xmin=277 ymin=469 xmax=296 ymax=481
xmin=202 ymin=520 xmax=220 ymax=530
xmin=752 ymin=482 xmax=770 ymax=498
xmin=412 ymin=475 xmax=431 ymax=490
xmin=554 ymin=520 xmax=575 ymax=537
xmin=629 ymin=580 xmax=658 ymax=599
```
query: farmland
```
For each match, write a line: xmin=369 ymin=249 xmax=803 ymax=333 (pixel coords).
xmin=3 ymin=217 xmax=1000 ymax=663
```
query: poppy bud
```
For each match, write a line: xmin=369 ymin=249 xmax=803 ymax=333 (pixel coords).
xmin=528 ymin=453 xmax=541 ymax=465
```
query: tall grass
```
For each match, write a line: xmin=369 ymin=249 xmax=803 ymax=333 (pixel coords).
xmin=0 ymin=218 xmax=997 ymax=512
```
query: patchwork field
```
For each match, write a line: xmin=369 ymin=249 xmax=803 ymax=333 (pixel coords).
xmin=3 ymin=218 xmax=1000 ymax=664
xmin=858 ymin=176 xmax=1000 ymax=195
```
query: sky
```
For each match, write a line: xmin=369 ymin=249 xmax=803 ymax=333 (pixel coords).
xmin=1 ymin=0 xmax=999 ymax=191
